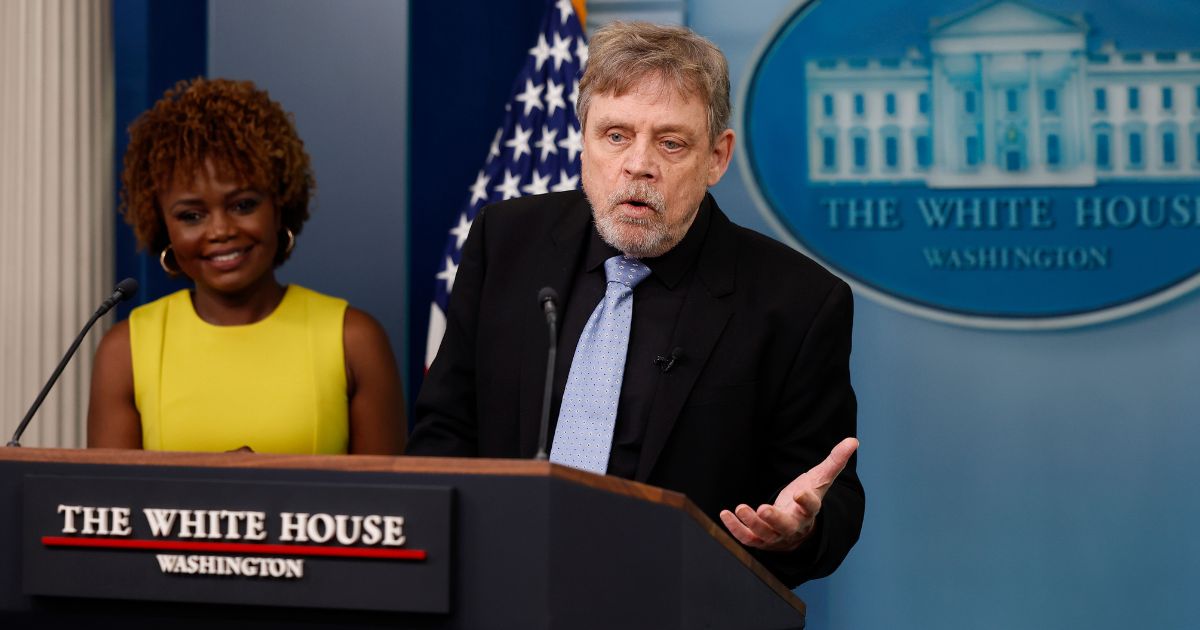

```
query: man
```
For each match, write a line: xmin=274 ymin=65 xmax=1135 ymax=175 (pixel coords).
xmin=409 ymin=21 xmax=863 ymax=586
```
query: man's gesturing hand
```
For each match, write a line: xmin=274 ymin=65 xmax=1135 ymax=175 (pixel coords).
xmin=719 ymin=437 xmax=859 ymax=552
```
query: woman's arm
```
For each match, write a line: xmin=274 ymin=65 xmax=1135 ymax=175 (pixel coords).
xmin=86 ymin=321 xmax=143 ymax=448
xmin=343 ymin=307 xmax=405 ymax=454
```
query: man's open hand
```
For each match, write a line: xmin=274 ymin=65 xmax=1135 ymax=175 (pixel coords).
xmin=719 ymin=437 xmax=859 ymax=552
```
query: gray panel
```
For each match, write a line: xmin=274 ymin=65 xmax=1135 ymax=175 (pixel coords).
xmin=586 ymin=0 xmax=686 ymax=29
xmin=207 ymin=0 xmax=410 ymax=389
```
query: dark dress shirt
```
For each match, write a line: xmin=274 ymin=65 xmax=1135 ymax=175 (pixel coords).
xmin=550 ymin=204 xmax=710 ymax=478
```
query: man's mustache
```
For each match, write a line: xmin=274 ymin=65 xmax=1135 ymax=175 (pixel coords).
xmin=605 ymin=182 xmax=666 ymax=215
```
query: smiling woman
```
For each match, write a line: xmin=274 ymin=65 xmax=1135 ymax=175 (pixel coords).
xmin=87 ymin=78 xmax=405 ymax=455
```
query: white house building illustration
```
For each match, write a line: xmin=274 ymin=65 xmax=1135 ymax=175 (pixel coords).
xmin=805 ymin=0 xmax=1200 ymax=188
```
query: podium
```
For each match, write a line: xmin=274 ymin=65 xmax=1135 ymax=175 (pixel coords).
xmin=0 ymin=448 xmax=805 ymax=629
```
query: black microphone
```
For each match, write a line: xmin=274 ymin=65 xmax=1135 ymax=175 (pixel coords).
xmin=7 ymin=278 xmax=140 ymax=447
xmin=101 ymin=277 xmax=139 ymax=312
xmin=654 ymin=347 xmax=683 ymax=373
xmin=534 ymin=287 xmax=559 ymax=460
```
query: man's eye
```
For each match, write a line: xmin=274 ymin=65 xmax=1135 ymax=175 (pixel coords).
xmin=608 ymin=132 xmax=625 ymax=143
xmin=663 ymin=140 xmax=681 ymax=150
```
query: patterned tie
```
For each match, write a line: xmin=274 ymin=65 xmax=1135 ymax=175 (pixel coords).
xmin=550 ymin=255 xmax=652 ymax=474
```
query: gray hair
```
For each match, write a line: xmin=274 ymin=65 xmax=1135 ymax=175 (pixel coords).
xmin=577 ymin=22 xmax=731 ymax=145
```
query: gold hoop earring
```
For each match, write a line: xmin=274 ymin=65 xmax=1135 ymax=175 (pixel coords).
xmin=284 ymin=228 xmax=295 ymax=254
xmin=159 ymin=245 xmax=180 ymax=276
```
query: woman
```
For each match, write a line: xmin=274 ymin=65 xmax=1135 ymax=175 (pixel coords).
xmin=88 ymin=77 xmax=404 ymax=454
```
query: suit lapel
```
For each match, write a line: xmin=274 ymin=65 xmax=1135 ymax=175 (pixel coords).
xmin=517 ymin=194 xmax=592 ymax=457
xmin=636 ymin=195 xmax=737 ymax=482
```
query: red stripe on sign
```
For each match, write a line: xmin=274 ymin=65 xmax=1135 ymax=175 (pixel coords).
xmin=41 ymin=536 xmax=427 ymax=560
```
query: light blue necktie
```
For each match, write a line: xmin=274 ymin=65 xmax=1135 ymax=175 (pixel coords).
xmin=550 ymin=255 xmax=651 ymax=474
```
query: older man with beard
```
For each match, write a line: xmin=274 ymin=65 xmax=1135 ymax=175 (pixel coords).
xmin=409 ymin=21 xmax=864 ymax=586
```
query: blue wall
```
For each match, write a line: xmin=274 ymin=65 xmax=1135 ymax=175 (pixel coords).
xmin=112 ymin=0 xmax=205 ymax=319
xmin=407 ymin=0 xmax=548 ymax=409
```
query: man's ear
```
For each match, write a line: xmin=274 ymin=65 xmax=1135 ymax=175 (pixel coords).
xmin=707 ymin=129 xmax=736 ymax=187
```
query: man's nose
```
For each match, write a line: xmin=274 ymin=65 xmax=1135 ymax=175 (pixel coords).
xmin=622 ymin=138 xmax=658 ymax=180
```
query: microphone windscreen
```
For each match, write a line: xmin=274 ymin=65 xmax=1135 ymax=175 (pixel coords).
xmin=114 ymin=277 xmax=140 ymax=301
xmin=537 ymin=286 xmax=559 ymax=308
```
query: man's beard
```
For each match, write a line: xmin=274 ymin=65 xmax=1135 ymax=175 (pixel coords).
xmin=590 ymin=181 xmax=678 ymax=258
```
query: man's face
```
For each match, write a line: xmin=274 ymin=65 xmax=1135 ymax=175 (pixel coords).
xmin=580 ymin=76 xmax=734 ymax=258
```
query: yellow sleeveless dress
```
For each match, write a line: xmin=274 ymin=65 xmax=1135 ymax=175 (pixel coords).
xmin=129 ymin=285 xmax=350 ymax=454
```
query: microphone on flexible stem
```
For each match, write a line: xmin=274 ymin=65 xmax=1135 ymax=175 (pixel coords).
xmin=654 ymin=347 xmax=683 ymax=373
xmin=534 ymin=287 xmax=559 ymax=460
xmin=7 ymin=278 xmax=139 ymax=447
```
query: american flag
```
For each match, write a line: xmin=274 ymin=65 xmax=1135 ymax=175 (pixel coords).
xmin=425 ymin=0 xmax=588 ymax=367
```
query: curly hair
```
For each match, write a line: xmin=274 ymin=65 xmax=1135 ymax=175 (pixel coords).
xmin=120 ymin=77 xmax=314 ymax=264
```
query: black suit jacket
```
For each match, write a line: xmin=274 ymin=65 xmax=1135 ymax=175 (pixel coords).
xmin=409 ymin=190 xmax=864 ymax=586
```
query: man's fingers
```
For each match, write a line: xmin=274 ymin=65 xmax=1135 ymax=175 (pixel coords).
xmin=757 ymin=503 xmax=800 ymax=534
xmin=791 ymin=490 xmax=821 ymax=519
xmin=808 ymin=437 xmax=859 ymax=489
xmin=725 ymin=504 xmax=779 ymax=543
xmin=720 ymin=508 xmax=763 ymax=547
